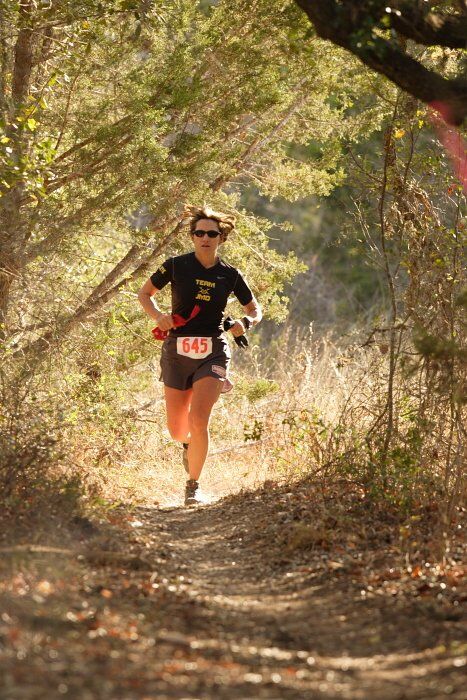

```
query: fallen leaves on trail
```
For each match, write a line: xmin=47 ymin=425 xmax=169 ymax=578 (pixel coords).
xmin=80 ymin=549 xmax=151 ymax=569
xmin=218 ymin=478 xmax=466 ymax=618
xmin=35 ymin=580 xmax=55 ymax=596
xmin=0 ymin=479 xmax=465 ymax=699
xmin=100 ymin=588 xmax=113 ymax=598
xmin=327 ymin=561 xmax=345 ymax=571
xmin=359 ymin=561 xmax=466 ymax=612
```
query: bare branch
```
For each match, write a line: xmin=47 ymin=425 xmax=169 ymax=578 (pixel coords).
xmin=23 ymin=180 xmax=128 ymax=264
xmin=14 ymin=220 xmax=185 ymax=359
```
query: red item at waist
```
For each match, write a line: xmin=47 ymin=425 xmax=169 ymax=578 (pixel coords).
xmin=151 ymin=305 xmax=201 ymax=340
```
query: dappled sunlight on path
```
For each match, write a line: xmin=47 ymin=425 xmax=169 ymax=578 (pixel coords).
xmin=1 ymin=483 xmax=465 ymax=699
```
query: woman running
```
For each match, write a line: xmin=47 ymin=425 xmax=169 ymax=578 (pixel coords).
xmin=138 ymin=205 xmax=262 ymax=505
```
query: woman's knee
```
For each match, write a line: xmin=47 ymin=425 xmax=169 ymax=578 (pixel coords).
xmin=167 ymin=421 xmax=188 ymax=442
xmin=188 ymin=411 xmax=210 ymax=434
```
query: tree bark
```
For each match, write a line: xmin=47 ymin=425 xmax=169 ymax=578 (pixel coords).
xmin=0 ymin=0 xmax=35 ymax=330
xmin=11 ymin=0 xmax=34 ymax=107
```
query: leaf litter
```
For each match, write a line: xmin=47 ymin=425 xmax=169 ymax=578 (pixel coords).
xmin=0 ymin=477 xmax=465 ymax=699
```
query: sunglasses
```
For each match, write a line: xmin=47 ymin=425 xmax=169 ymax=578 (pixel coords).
xmin=193 ymin=230 xmax=221 ymax=238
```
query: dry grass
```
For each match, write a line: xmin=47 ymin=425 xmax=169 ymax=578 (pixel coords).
xmin=4 ymin=324 xmax=461 ymax=524
xmin=70 ymin=329 xmax=388 ymax=508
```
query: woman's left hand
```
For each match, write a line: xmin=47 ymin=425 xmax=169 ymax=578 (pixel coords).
xmin=230 ymin=320 xmax=246 ymax=337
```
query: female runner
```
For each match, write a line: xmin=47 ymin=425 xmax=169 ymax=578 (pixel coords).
xmin=138 ymin=206 xmax=262 ymax=504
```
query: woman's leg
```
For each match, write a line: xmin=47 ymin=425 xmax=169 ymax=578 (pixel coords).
xmin=164 ymin=385 xmax=193 ymax=443
xmin=187 ymin=376 xmax=223 ymax=481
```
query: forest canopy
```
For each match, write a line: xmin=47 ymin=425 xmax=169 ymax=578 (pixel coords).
xmin=1 ymin=0 xmax=392 ymax=356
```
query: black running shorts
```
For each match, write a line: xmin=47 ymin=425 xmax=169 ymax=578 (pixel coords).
xmin=160 ymin=335 xmax=231 ymax=391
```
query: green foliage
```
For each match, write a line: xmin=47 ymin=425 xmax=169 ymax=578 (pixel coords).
xmin=236 ymin=377 xmax=279 ymax=404
xmin=2 ymin=0 xmax=379 ymax=353
xmin=414 ymin=329 xmax=467 ymax=365
xmin=243 ymin=418 xmax=264 ymax=442
xmin=282 ymin=408 xmax=327 ymax=451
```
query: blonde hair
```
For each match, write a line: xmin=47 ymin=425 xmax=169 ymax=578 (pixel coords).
xmin=184 ymin=204 xmax=236 ymax=241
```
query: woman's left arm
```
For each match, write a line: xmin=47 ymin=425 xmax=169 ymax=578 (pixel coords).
xmin=230 ymin=297 xmax=262 ymax=338
xmin=242 ymin=297 xmax=262 ymax=328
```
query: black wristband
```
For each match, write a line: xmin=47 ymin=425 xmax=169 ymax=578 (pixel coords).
xmin=242 ymin=316 xmax=252 ymax=330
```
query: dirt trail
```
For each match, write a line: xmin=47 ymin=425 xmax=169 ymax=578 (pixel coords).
xmin=1 ymin=484 xmax=465 ymax=699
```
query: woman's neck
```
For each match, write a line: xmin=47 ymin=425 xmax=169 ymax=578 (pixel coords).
xmin=194 ymin=250 xmax=219 ymax=268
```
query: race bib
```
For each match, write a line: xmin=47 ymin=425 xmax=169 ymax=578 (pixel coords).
xmin=176 ymin=337 xmax=212 ymax=359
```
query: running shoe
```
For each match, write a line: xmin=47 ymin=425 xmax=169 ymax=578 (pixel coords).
xmin=185 ymin=479 xmax=201 ymax=506
xmin=182 ymin=442 xmax=189 ymax=474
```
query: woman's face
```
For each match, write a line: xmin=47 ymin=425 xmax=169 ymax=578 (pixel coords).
xmin=192 ymin=218 xmax=222 ymax=256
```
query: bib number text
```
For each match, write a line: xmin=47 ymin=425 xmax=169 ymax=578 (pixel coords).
xmin=176 ymin=336 xmax=212 ymax=359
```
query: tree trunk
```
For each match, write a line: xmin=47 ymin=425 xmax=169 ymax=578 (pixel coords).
xmin=0 ymin=0 xmax=35 ymax=328
xmin=0 ymin=189 xmax=25 ymax=335
xmin=0 ymin=254 xmax=16 ymax=335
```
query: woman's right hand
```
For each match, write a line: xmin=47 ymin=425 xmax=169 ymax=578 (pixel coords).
xmin=155 ymin=313 xmax=175 ymax=331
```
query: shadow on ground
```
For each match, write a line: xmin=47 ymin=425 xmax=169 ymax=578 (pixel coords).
xmin=1 ymin=482 xmax=465 ymax=699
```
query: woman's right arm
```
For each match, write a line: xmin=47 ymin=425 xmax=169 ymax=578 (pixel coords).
xmin=138 ymin=279 xmax=174 ymax=331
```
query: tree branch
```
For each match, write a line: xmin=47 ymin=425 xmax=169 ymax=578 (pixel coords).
xmin=211 ymin=78 xmax=310 ymax=190
xmin=22 ymin=180 xmax=128 ymax=264
xmin=54 ymin=114 xmax=132 ymax=163
xmin=16 ymin=91 xmax=316 ymax=358
xmin=14 ymin=220 xmax=185 ymax=360
xmin=0 ymin=5 xmax=9 ymax=117
xmin=45 ymin=134 xmax=133 ymax=194
xmin=294 ymin=0 xmax=467 ymax=124
xmin=391 ymin=3 xmax=467 ymax=49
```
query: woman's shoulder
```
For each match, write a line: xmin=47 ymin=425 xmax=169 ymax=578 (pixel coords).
xmin=217 ymin=258 xmax=241 ymax=277
xmin=153 ymin=253 xmax=193 ymax=277
xmin=172 ymin=252 xmax=195 ymax=265
xmin=163 ymin=252 xmax=195 ymax=272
